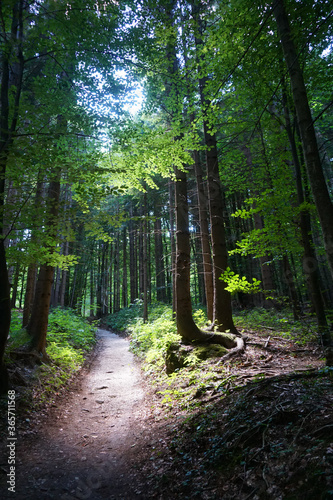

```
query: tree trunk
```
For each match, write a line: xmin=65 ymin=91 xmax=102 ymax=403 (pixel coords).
xmin=204 ymin=131 xmax=236 ymax=333
xmin=174 ymin=165 xmax=240 ymax=348
xmin=273 ymin=0 xmax=333 ymax=283
xmin=96 ymin=243 xmax=103 ymax=318
xmin=59 ymin=241 xmax=69 ymax=308
xmin=143 ymin=192 xmax=148 ymax=322
xmin=193 ymin=150 xmax=213 ymax=320
xmin=174 ymin=166 xmax=205 ymax=339
xmin=154 ymin=202 xmax=167 ymax=302
xmin=109 ymin=243 xmax=113 ymax=314
xmin=282 ymin=83 xmax=328 ymax=331
xmin=27 ymin=177 xmax=61 ymax=358
xmin=27 ymin=264 xmax=55 ymax=355
xmin=192 ymin=0 xmax=236 ymax=333
xmin=10 ymin=262 xmax=20 ymax=308
xmin=0 ymin=0 xmax=24 ymax=391
xmin=113 ymin=233 xmax=120 ymax=313
xmin=129 ymin=204 xmax=138 ymax=304
xmin=122 ymin=227 xmax=128 ymax=308
xmin=168 ymin=179 xmax=176 ymax=317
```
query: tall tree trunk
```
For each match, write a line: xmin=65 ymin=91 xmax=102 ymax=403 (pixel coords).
xmin=27 ymin=177 xmax=61 ymax=357
xmin=282 ymin=83 xmax=328 ymax=331
xmin=273 ymin=0 xmax=333 ymax=285
xmin=96 ymin=243 xmax=103 ymax=318
xmin=10 ymin=263 xmax=20 ymax=308
xmin=109 ymin=243 xmax=113 ymax=314
xmin=143 ymin=192 xmax=148 ymax=322
xmin=129 ymin=203 xmax=138 ymax=304
xmin=192 ymin=0 xmax=236 ymax=332
xmin=0 ymin=0 xmax=24 ymax=391
xmin=113 ymin=233 xmax=120 ymax=313
xmin=22 ymin=172 xmax=45 ymax=325
xmin=174 ymin=166 xmax=239 ymax=348
xmin=168 ymin=179 xmax=176 ymax=317
xmin=154 ymin=202 xmax=167 ymax=302
xmin=203 ymin=129 xmax=236 ymax=332
xmin=193 ymin=150 xmax=213 ymax=320
xmin=59 ymin=241 xmax=69 ymax=308
xmin=122 ymin=227 xmax=128 ymax=308
xmin=174 ymin=166 xmax=205 ymax=339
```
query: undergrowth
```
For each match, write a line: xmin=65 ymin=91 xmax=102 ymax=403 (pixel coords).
xmin=106 ymin=303 xmax=323 ymax=414
xmin=233 ymin=307 xmax=320 ymax=345
xmin=4 ymin=308 xmax=97 ymax=410
xmin=112 ymin=303 xmax=330 ymax=499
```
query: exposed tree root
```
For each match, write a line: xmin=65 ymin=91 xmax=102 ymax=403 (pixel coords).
xmin=9 ymin=348 xmax=50 ymax=365
xmin=219 ymin=335 xmax=245 ymax=362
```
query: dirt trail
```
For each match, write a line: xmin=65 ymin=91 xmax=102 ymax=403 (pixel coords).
xmin=1 ymin=329 xmax=150 ymax=500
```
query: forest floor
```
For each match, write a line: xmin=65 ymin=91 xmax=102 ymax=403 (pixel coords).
xmin=0 ymin=326 xmax=333 ymax=499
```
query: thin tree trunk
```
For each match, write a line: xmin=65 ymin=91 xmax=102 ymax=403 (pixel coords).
xmin=154 ymin=202 xmax=167 ymax=302
xmin=113 ymin=233 xmax=120 ymax=313
xmin=129 ymin=204 xmax=138 ymax=304
xmin=10 ymin=263 xmax=20 ymax=308
xmin=59 ymin=241 xmax=69 ymax=308
xmin=109 ymin=243 xmax=113 ymax=314
xmin=122 ymin=227 xmax=128 ymax=308
xmin=143 ymin=192 xmax=148 ymax=322
xmin=168 ymin=179 xmax=176 ymax=317
xmin=96 ymin=243 xmax=102 ymax=318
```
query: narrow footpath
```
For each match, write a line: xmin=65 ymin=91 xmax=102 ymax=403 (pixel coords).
xmin=2 ymin=329 xmax=150 ymax=500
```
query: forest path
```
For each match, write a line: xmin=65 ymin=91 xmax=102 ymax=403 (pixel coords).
xmin=2 ymin=329 xmax=150 ymax=500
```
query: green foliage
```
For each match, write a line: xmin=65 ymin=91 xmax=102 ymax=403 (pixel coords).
xmin=233 ymin=308 xmax=318 ymax=344
xmin=5 ymin=310 xmax=31 ymax=357
xmin=220 ymin=267 xmax=262 ymax=295
xmin=106 ymin=299 xmax=145 ymax=332
xmin=129 ymin=305 xmax=180 ymax=369
xmin=5 ymin=308 xmax=97 ymax=409
xmin=108 ymin=302 xmax=180 ymax=369
xmin=47 ymin=307 xmax=97 ymax=350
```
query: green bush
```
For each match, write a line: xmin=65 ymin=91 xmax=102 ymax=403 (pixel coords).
xmin=129 ymin=305 xmax=180 ymax=368
xmin=47 ymin=307 xmax=97 ymax=350
xmin=106 ymin=299 xmax=144 ymax=332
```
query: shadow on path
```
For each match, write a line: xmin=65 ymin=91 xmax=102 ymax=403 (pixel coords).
xmin=1 ymin=329 xmax=147 ymax=500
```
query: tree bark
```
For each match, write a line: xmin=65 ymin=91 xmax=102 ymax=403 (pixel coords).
xmin=174 ymin=165 xmax=240 ymax=348
xmin=192 ymin=0 xmax=236 ymax=333
xmin=122 ymin=226 xmax=128 ymax=308
xmin=281 ymin=82 xmax=328 ymax=330
xmin=27 ymin=177 xmax=61 ymax=357
xmin=193 ymin=150 xmax=214 ymax=321
xmin=129 ymin=203 xmax=138 ymax=304
xmin=273 ymin=0 xmax=333 ymax=283
xmin=154 ymin=201 xmax=167 ymax=302
xmin=168 ymin=179 xmax=176 ymax=317
xmin=143 ymin=191 xmax=148 ymax=322
xmin=0 ymin=0 xmax=24 ymax=391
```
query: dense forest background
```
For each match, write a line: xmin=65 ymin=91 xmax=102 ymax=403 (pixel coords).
xmin=1 ymin=0 xmax=333 ymax=387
